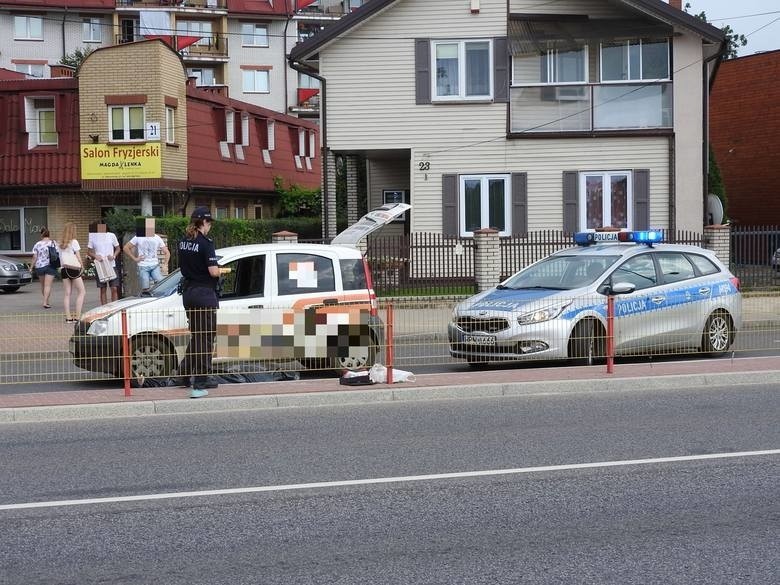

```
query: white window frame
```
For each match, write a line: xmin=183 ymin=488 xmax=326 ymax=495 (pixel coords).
xmin=0 ymin=206 xmax=48 ymax=252
xmin=15 ymin=63 xmax=45 ymax=78
xmin=187 ymin=67 xmax=216 ymax=86
xmin=14 ymin=15 xmax=42 ymax=40
xmin=541 ymin=47 xmax=588 ymax=85
xmin=109 ymin=105 xmax=145 ymax=142
xmin=241 ymin=113 xmax=250 ymax=147
xmin=83 ymin=17 xmax=102 ymax=43
xmin=176 ymin=20 xmax=212 ymax=46
xmin=431 ymin=39 xmax=493 ymax=102
xmin=459 ymin=174 xmax=511 ymax=237
xmin=600 ymin=39 xmax=670 ymax=83
xmin=225 ymin=110 xmax=235 ymax=144
xmin=241 ymin=23 xmax=269 ymax=47
xmin=578 ymin=171 xmax=633 ymax=231
xmin=24 ymin=97 xmax=57 ymax=148
xmin=242 ymin=69 xmax=270 ymax=94
xmin=165 ymin=106 xmax=175 ymax=144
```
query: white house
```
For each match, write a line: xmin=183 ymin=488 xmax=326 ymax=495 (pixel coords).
xmin=289 ymin=0 xmax=725 ymax=238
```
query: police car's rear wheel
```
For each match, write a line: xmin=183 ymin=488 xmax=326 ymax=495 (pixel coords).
xmin=568 ymin=319 xmax=606 ymax=365
xmin=701 ymin=311 xmax=733 ymax=355
xmin=130 ymin=335 xmax=176 ymax=381
xmin=332 ymin=340 xmax=378 ymax=372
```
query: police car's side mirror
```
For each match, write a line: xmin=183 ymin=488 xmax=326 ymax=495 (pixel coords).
xmin=610 ymin=282 xmax=636 ymax=295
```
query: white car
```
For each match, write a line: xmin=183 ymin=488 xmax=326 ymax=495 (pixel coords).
xmin=449 ymin=231 xmax=742 ymax=365
xmin=70 ymin=203 xmax=410 ymax=380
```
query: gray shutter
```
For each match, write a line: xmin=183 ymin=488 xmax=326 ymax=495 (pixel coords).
xmin=493 ymin=37 xmax=509 ymax=103
xmin=415 ymin=39 xmax=431 ymax=105
xmin=562 ymin=171 xmax=579 ymax=233
xmin=442 ymin=174 xmax=458 ymax=236
xmin=511 ymin=172 xmax=527 ymax=236
xmin=633 ymin=169 xmax=650 ymax=230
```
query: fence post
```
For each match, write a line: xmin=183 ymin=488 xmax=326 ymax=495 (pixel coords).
xmin=474 ymin=228 xmax=501 ymax=292
xmin=385 ymin=303 xmax=394 ymax=384
xmin=121 ymin=309 xmax=132 ymax=397
xmin=703 ymin=224 xmax=731 ymax=267
xmin=606 ymin=296 xmax=615 ymax=374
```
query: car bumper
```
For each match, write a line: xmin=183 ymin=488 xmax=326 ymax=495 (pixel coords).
xmin=447 ymin=318 xmax=572 ymax=361
xmin=70 ymin=322 xmax=123 ymax=375
xmin=0 ymin=271 xmax=32 ymax=288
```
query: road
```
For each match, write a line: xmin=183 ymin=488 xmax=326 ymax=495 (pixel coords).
xmin=1 ymin=382 xmax=778 ymax=584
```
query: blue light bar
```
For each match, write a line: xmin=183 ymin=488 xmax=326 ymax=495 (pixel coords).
xmin=617 ymin=230 xmax=664 ymax=245
xmin=574 ymin=230 xmax=663 ymax=247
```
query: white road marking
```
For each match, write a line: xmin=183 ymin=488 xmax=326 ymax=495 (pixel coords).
xmin=1 ymin=449 xmax=777 ymax=512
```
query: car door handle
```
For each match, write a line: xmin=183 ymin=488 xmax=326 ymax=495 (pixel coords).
xmin=698 ymin=287 xmax=711 ymax=296
xmin=651 ymin=296 xmax=665 ymax=304
xmin=248 ymin=305 xmax=264 ymax=309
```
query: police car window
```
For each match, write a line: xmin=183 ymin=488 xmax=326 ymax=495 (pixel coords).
xmin=657 ymin=253 xmax=696 ymax=284
xmin=276 ymin=253 xmax=335 ymax=295
xmin=612 ymin=255 xmax=657 ymax=291
xmin=340 ymin=258 xmax=368 ymax=290
xmin=687 ymin=253 xmax=720 ymax=276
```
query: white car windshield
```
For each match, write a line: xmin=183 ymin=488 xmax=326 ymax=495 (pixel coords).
xmin=501 ymin=255 xmax=620 ymax=291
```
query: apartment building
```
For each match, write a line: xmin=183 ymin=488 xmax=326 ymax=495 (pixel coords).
xmin=0 ymin=0 xmax=364 ymax=118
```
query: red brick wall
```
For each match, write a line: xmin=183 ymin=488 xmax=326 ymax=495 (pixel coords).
xmin=710 ymin=51 xmax=780 ymax=225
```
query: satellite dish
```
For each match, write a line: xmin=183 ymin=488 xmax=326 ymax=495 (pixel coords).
xmin=706 ymin=193 xmax=724 ymax=225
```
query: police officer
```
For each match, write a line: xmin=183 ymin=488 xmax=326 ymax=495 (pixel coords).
xmin=177 ymin=206 xmax=221 ymax=398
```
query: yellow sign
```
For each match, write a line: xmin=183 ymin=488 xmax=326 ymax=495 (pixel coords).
xmin=81 ymin=144 xmax=162 ymax=179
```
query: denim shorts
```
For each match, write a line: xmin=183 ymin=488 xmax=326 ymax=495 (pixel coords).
xmin=138 ymin=263 xmax=163 ymax=290
xmin=35 ymin=265 xmax=58 ymax=278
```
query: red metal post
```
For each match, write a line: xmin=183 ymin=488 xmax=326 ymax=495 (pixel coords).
xmin=606 ymin=296 xmax=615 ymax=374
xmin=121 ymin=309 xmax=132 ymax=397
xmin=386 ymin=303 xmax=394 ymax=385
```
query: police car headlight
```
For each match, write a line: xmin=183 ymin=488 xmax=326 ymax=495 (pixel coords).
xmin=517 ymin=301 xmax=572 ymax=325
xmin=87 ymin=319 xmax=108 ymax=336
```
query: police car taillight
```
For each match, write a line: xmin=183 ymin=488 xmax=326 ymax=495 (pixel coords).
xmin=730 ymin=276 xmax=741 ymax=291
xmin=362 ymin=255 xmax=378 ymax=316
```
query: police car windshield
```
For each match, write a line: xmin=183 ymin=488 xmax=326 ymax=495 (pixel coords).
xmin=503 ymin=255 xmax=620 ymax=290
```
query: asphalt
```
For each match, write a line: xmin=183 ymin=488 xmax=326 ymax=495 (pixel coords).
xmin=1 ymin=279 xmax=779 ymax=423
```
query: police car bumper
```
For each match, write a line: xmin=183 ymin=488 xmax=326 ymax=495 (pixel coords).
xmin=447 ymin=319 xmax=571 ymax=361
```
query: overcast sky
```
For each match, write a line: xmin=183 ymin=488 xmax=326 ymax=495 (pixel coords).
xmin=684 ymin=0 xmax=780 ymax=56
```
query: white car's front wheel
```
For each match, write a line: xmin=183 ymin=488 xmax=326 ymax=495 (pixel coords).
xmin=130 ymin=335 xmax=176 ymax=380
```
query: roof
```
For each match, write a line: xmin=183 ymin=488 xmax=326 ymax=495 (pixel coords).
xmin=289 ymin=0 xmax=724 ymax=62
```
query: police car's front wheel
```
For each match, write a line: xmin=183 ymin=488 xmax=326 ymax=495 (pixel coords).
xmin=701 ymin=311 xmax=733 ymax=356
xmin=568 ymin=319 xmax=606 ymax=366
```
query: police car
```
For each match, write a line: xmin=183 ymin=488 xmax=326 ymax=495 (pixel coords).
xmin=449 ymin=231 xmax=742 ymax=365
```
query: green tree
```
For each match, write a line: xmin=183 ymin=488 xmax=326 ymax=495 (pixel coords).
xmin=59 ymin=47 xmax=94 ymax=68
xmin=274 ymin=177 xmax=322 ymax=217
xmin=685 ymin=3 xmax=747 ymax=59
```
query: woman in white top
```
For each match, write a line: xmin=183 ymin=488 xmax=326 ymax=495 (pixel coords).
xmin=58 ymin=222 xmax=86 ymax=322
xmin=31 ymin=227 xmax=57 ymax=309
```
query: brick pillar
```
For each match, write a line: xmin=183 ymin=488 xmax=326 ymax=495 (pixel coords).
xmin=323 ymin=150 xmax=338 ymax=240
xmin=272 ymin=230 xmax=298 ymax=244
xmin=704 ymin=224 xmax=731 ymax=266
xmin=668 ymin=0 xmax=682 ymax=10
xmin=346 ymin=155 xmax=359 ymax=226
xmin=474 ymin=228 xmax=501 ymax=292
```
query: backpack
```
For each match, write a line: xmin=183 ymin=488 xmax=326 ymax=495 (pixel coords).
xmin=48 ymin=244 xmax=60 ymax=269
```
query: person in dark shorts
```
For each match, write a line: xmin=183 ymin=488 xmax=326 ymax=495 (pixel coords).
xmin=177 ymin=207 xmax=222 ymax=398
xmin=31 ymin=227 xmax=58 ymax=309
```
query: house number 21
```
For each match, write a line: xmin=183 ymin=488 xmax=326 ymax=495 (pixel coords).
xmin=418 ymin=161 xmax=430 ymax=171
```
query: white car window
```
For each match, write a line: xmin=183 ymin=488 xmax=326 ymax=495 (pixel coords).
xmin=219 ymin=255 xmax=265 ymax=299
xmin=687 ymin=253 xmax=720 ymax=276
xmin=612 ymin=254 xmax=657 ymax=291
xmin=656 ymin=252 xmax=696 ymax=284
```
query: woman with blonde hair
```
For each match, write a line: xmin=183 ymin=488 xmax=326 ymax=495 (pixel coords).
xmin=58 ymin=222 xmax=85 ymax=322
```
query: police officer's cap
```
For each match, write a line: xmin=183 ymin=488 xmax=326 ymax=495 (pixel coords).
xmin=191 ymin=206 xmax=213 ymax=221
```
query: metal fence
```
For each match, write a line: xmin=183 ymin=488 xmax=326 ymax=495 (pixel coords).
xmin=730 ymin=225 xmax=780 ymax=289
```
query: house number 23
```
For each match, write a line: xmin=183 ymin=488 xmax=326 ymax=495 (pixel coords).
xmin=418 ymin=161 xmax=430 ymax=171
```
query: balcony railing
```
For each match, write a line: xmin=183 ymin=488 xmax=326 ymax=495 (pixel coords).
xmin=179 ymin=34 xmax=229 ymax=58
xmin=117 ymin=0 xmax=227 ymax=9
xmin=509 ymin=83 xmax=673 ymax=134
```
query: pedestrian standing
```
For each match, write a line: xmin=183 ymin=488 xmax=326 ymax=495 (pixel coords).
xmin=58 ymin=222 xmax=86 ymax=322
xmin=177 ymin=207 xmax=221 ymax=398
xmin=123 ymin=231 xmax=170 ymax=294
xmin=31 ymin=227 xmax=57 ymax=309
xmin=88 ymin=224 xmax=121 ymax=305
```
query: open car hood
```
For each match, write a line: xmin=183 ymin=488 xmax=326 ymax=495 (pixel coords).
xmin=331 ymin=203 xmax=411 ymax=246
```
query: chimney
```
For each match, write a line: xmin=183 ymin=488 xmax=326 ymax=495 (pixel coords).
xmin=668 ymin=0 xmax=682 ymax=9
xmin=49 ymin=64 xmax=75 ymax=78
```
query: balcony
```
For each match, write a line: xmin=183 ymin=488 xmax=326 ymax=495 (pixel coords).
xmin=509 ymin=83 xmax=673 ymax=135
xmin=117 ymin=0 xmax=227 ymax=9
xmin=178 ymin=34 xmax=229 ymax=60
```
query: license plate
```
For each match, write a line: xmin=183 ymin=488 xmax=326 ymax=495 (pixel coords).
xmin=21 ymin=271 xmax=31 ymax=279
xmin=464 ymin=334 xmax=496 ymax=346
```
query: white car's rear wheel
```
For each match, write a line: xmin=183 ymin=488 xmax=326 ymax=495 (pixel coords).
xmin=701 ymin=311 xmax=733 ymax=355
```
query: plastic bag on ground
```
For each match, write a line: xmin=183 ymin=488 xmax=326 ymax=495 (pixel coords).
xmin=369 ymin=363 xmax=416 ymax=384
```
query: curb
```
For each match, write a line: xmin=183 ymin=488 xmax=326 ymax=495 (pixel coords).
xmin=2 ymin=369 xmax=778 ymax=424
